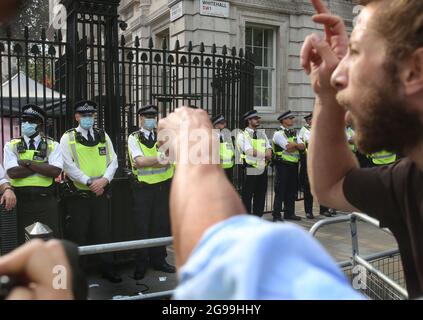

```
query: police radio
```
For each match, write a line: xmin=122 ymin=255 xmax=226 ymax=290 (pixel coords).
xmin=16 ymin=140 xmax=26 ymax=154
xmin=37 ymin=139 xmax=48 ymax=159
xmin=97 ymin=129 xmax=106 ymax=143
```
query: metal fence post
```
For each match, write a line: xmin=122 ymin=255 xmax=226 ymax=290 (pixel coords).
xmin=350 ymin=214 xmax=359 ymax=261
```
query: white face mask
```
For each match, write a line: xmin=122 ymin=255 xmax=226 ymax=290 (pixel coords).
xmin=21 ymin=122 xmax=38 ymax=137
xmin=144 ymin=118 xmax=157 ymax=130
xmin=80 ymin=116 xmax=95 ymax=130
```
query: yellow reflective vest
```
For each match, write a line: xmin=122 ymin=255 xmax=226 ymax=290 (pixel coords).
xmin=239 ymin=130 xmax=267 ymax=169
xmin=9 ymin=137 xmax=55 ymax=187
xmin=219 ymin=134 xmax=235 ymax=169
xmin=65 ymin=129 xmax=112 ymax=190
xmin=273 ymin=129 xmax=300 ymax=164
xmin=368 ymin=151 xmax=397 ymax=166
xmin=128 ymin=131 xmax=174 ymax=184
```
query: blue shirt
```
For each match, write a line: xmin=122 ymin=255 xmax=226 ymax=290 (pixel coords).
xmin=174 ymin=215 xmax=364 ymax=300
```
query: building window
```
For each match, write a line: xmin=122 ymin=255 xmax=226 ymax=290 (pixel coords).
xmin=156 ymin=29 xmax=170 ymax=50
xmin=245 ymin=25 xmax=275 ymax=110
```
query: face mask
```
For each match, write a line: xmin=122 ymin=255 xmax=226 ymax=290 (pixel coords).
xmin=144 ymin=118 xmax=157 ymax=131
xmin=21 ymin=122 xmax=38 ymax=137
xmin=80 ymin=117 xmax=95 ymax=130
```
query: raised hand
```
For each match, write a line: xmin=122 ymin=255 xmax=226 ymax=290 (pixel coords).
xmin=300 ymin=0 xmax=349 ymax=96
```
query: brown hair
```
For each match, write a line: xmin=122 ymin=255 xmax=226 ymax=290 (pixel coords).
xmin=357 ymin=0 xmax=423 ymax=62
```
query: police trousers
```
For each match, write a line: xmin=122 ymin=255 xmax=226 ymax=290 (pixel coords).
xmin=273 ymin=161 xmax=298 ymax=219
xmin=301 ymin=157 xmax=329 ymax=215
xmin=132 ymin=180 xmax=171 ymax=270
xmin=241 ymin=166 xmax=268 ymax=217
xmin=64 ymin=191 xmax=115 ymax=273
xmin=15 ymin=186 xmax=60 ymax=245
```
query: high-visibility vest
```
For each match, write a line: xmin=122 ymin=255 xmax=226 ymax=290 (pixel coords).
xmin=239 ymin=131 xmax=266 ymax=169
xmin=66 ymin=129 xmax=112 ymax=190
xmin=9 ymin=137 xmax=55 ymax=187
xmin=346 ymin=127 xmax=357 ymax=152
xmin=220 ymin=136 xmax=235 ymax=169
xmin=129 ymin=132 xmax=174 ymax=184
xmin=273 ymin=129 xmax=300 ymax=164
xmin=368 ymin=151 xmax=397 ymax=166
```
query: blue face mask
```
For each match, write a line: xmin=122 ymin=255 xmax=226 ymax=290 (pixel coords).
xmin=80 ymin=116 xmax=95 ymax=130
xmin=21 ymin=122 xmax=38 ymax=137
xmin=144 ymin=118 xmax=157 ymax=131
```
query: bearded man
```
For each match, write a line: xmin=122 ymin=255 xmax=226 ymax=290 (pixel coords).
xmin=301 ymin=0 xmax=423 ymax=298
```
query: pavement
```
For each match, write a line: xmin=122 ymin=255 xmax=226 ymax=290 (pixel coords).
xmin=87 ymin=200 xmax=399 ymax=300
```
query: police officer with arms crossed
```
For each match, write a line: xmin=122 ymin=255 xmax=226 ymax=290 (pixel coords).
xmin=4 ymin=105 xmax=63 ymax=244
xmin=211 ymin=114 xmax=235 ymax=180
xmin=272 ymin=110 xmax=305 ymax=221
xmin=237 ymin=110 xmax=272 ymax=217
xmin=128 ymin=105 xmax=176 ymax=280
xmin=60 ymin=100 xmax=121 ymax=283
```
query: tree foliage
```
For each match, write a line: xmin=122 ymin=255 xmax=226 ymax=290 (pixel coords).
xmin=6 ymin=0 xmax=49 ymax=39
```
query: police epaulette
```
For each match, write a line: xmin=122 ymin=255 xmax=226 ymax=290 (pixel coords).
xmin=65 ymin=128 xmax=76 ymax=134
xmin=94 ymin=128 xmax=106 ymax=143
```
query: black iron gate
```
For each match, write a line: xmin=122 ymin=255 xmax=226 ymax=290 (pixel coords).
xmin=0 ymin=0 xmax=254 ymax=242
xmin=0 ymin=0 xmax=254 ymax=166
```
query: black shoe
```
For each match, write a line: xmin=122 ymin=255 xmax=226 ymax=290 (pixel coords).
xmin=152 ymin=262 xmax=176 ymax=273
xmin=329 ymin=209 xmax=337 ymax=216
xmin=102 ymin=271 xmax=122 ymax=283
xmin=306 ymin=213 xmax=314 ymax=219
xmin=285 ymin=215 xmax=302 ymax=221
xmin=133 ymin=266 xmax=147 ymax=280
xmin=272 ymin=216 xmax=284 ymax=222
xmin=320 ymin=211 xmax=332 ymax=217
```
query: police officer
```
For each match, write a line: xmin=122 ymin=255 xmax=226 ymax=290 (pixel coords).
xmin=211 ymin=114 xmax=235 ymax=180
xmin=128 ymin=105 xmax=176 ymax=280
xmin=237 ymin=110 xmax=272 ymax=217
xmin=272 ymin=110 xmax=304 ymax=221
xmin=4 ymin=105 xmax=63 ymax=244
xmin=59 ymin=100 xmax=121 ymax=283
xmin=298 ymin=113 xmax=331 ymax=218
xmin=368 ymin=151 xmax=397 ymax=166
xmin=298 ymin=113 xmax=314 ymax=219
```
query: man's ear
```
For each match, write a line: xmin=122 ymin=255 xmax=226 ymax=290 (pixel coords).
xmin=402 ymin=48 xmax=423 ymax=96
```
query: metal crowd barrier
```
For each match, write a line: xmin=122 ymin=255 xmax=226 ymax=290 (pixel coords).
xmin=79 ymin=237 xmax=174 ymax=300
xmin=79 ymin=237 xmax=173 ymax=256
xmin=310 ymin=212 xmax=408 ymax=300
xmin=80 ymin=212 xmax=409 ymax=300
